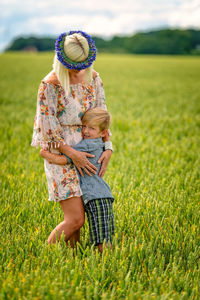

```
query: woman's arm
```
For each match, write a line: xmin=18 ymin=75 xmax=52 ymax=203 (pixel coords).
xmin=58 ymin=143 xmax=97 ymax=177
xmin=98 ymin=150 xmax=112 ymax=178
xmin=93 ymin=73 xmax=113 ymax=177
xmin=40 ymin=149 xmax=68 ymax=165
xmin=31 ymin=82 xmax=65 ymax=149
xmin=98 ymin=128 xmax=113 ymax=178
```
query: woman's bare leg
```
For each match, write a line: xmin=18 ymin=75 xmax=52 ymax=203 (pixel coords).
xmin=69 ymin=229 xmax=80 ymax=248
xmin=48 ymin=196 xmax=85 ymax=245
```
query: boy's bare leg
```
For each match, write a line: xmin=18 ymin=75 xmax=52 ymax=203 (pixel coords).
xmin=98 ymin=243 xmax=103 ymax=253
xmin=97 ymin=243 xmax=112 ymax=253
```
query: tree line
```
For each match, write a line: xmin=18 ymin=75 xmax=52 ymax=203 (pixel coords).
xmin=6 ymin=29 xmax=200 ymax=55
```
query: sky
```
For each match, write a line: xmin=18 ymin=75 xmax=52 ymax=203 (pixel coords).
xmin=1 ymin=0 xmax=200 ymax=51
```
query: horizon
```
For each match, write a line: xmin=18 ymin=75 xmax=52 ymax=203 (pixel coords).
xmin=1 ymin=0 xmax=200 ymax=52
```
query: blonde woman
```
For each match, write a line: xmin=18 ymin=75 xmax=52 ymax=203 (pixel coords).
xmin=31 ymin=31 xmax=113 ymax=248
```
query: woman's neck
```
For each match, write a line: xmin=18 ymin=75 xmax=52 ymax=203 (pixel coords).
xmin=69 ymin=69 xmax=85 ymax=84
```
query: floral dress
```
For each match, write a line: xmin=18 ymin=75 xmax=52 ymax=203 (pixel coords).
xmin=31 ymin=72 xmax=107 ymax=202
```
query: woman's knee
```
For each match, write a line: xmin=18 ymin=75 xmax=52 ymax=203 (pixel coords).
xmin=63 ymin=214 xmax=85 ymax=231
xmin=73 ymin=214 xmax=85 ymax=230
xmin=60 ymin=196 xmax=85 ymax=230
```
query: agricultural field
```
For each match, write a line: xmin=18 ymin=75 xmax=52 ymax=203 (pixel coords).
xmin=0 ymin=52 xmax=200 ymax=299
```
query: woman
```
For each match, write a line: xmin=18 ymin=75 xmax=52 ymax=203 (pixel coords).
xmin=31 ymin=30 xmax=113 ymax=247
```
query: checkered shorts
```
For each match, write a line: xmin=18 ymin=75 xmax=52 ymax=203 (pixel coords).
xmin=84 ymin=198 xmax=115 ymax=246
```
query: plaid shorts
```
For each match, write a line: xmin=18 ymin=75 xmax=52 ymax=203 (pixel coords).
xmin=84 ymin=198 xmax=115 ymax=246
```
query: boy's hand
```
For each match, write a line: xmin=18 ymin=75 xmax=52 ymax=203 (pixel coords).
xmin=98 ymin=150 xmax=112 ymax=178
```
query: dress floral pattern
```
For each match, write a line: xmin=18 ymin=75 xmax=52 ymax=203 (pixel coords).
xmin=31 ymin=72 xmax=107 ymax=202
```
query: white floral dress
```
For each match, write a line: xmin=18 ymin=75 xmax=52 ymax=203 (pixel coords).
xmin=31 ymin=72 xmax=107 ymax=202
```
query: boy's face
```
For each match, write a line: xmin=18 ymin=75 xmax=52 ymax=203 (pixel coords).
xmin=81 ymin=123 xmax=105 ymax=139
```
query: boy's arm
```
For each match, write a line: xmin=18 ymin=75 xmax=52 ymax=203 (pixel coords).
xmin=40 ymin=149 xmax=68 ymax=165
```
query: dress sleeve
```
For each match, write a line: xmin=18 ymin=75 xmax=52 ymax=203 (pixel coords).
xmin=31 ymin=82 xmax=65 ymax=148
xmin=94 ymin=74 xmax=107 ymax=110
xmin=94 ymin=74 xmax=112 ymax=136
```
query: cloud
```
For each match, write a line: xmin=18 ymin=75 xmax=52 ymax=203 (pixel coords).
xmin=0 ymin=0 xmax=200 ymax=51
xmin=168 ymin=0 xmax=200 ymax=28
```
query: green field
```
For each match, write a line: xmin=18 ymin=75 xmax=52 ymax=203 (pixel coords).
xmin=0 ymin=53 xmax=200 ymax=299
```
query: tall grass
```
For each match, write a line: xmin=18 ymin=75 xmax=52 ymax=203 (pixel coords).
xmin=0 ymin=52 xmax=200 ymax=299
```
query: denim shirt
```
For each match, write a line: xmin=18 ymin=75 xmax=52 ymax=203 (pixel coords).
xmin=64 ymin=138 xmax=114 ymax=205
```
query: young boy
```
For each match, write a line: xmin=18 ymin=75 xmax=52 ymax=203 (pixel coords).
xmin=40 ymin=107 xmax=114 ymax=252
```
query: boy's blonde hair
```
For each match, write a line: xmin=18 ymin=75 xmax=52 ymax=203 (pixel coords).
xmin=81 ymin=107 xmax=111 ymax=132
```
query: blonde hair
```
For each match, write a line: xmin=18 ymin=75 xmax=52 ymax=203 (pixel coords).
xmin=81 ymin=107 xmax=111 ymax=132
xmin=53 ymin=33 xmax=93 ymax=95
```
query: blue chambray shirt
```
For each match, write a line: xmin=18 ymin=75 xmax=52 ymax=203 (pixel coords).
xmin=64 ymin=138 xmax=114 ymax=205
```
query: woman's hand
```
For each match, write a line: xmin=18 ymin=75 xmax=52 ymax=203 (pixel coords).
xmin=40 ymin=148 xmax=48 ymax=158
xmin=98 ymin=150 xmax=112 ymax=178
xmin=71 ymin=150 xmax=97 ymax=177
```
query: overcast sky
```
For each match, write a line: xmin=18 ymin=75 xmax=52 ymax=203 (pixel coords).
xmin=1 ymin=0 xmax=200 ymax=51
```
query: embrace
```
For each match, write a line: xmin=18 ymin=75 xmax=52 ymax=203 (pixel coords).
xmin=31 ymin=30 xmax=114 ymax=252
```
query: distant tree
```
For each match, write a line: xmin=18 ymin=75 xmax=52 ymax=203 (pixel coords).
xmin=6 ymin=29 xmax=200 ymax=55
xmin=6 ymin=37 xmax=55 ymax=51
xmin=92 ymin=36 xmax=109 ymax=52
xmin=123 ymin=29 xmax=198 ymax=54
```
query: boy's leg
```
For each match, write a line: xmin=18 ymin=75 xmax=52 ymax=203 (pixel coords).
xmin=97 ymin=243 xmax=103 ymax=253
xmin=85 ymin=198 xmax=114 ymax=252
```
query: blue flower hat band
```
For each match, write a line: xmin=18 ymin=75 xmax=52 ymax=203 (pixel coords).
xmin=55 ymin=30 xmax=97 ymax=70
